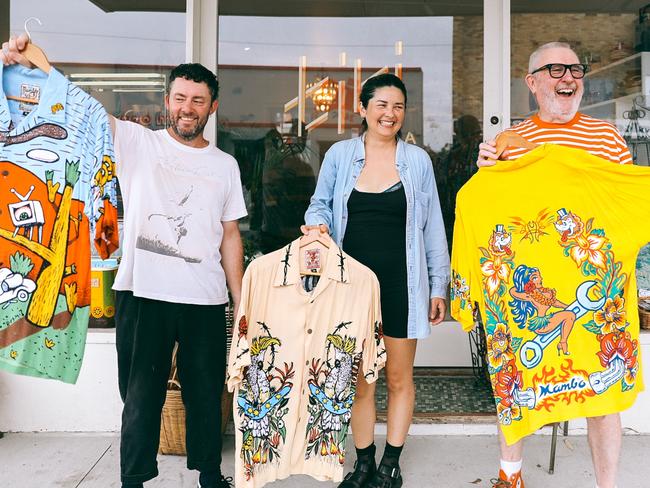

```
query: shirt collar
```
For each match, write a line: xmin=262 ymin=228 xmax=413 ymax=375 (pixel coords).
xmin=0 ymin=64 xmax=69 ymax=130
xmin=35 ymin=68 xmax=69 ymax=124
xmin=0 ymin=63 xmax=10 ymax=130
xmin=395 ymin=138 xmax=407 ymax=170
xmin=352 ymin=134 xmax=408 ymax=169
xmin=352 ymin=135 xmax=365 ymax=163
xmin=273 ymin=237 xmax=350 ymax=287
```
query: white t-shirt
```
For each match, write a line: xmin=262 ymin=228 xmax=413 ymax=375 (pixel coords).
xmin=112 ymin=120 xmax=247 ymax=305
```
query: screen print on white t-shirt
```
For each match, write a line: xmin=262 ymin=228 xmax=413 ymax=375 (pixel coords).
xmin=113 ymin=120 xmax=247 ymax=305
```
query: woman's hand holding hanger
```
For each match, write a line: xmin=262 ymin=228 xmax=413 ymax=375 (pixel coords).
xmin=300 ymin=224 xmax=329 ymax=237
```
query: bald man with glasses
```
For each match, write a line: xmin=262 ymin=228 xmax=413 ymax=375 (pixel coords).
xmin=476 ymin=42 xmax=632 ymax=488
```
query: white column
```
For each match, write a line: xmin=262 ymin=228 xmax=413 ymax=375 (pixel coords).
xmin=186 ymin=0 xmax=219 ymax=143
xmin=483 ymin=0 xmax=510 ymax=140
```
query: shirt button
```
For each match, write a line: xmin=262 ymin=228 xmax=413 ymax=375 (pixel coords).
xmin=307 ymin=329 xmax=313 ymax=334
xmin=306 ymin=360 xmax=309 ymax=365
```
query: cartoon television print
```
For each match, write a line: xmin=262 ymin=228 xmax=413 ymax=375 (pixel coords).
xmin=9 ymin=185 xmax=45 ymax=243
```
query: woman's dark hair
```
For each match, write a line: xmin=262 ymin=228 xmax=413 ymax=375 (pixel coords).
xmin=169 ymin=63 xmax=219 ymax=103
xmin=359 ymin=73 xmax=408 ymax=137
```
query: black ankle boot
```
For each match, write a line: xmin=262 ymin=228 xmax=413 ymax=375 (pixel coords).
xmin=366 ymin=463 xmax=403 ymax=488
xmin=338 ymin=455 xmax=377 ymax=488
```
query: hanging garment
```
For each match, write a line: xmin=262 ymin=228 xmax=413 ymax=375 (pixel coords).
xmin=451 ymin=144 xmax=649 ymax=445
xmin=0 ymin=64 xmax=118 ymax=383
xmin=227 ymin=238 xmax=386 ymax=488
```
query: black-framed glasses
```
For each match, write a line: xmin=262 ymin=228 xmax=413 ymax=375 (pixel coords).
xmin=530 ymin=63 xmax=589 ymax=79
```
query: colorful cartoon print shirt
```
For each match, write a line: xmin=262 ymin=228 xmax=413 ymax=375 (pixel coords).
xmin=451 ymin=144 xmax=649 ymax=445
xmin=227 ymin=238 xmax=386 ymax=488
xmin=0 ymin=64 xmax=119 ymax=383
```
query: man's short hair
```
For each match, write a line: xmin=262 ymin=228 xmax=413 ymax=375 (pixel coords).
xmin=528 ymin=42 xmax=576 ymax=73
xmin=169 ymin=63 xmax=219 ymax=103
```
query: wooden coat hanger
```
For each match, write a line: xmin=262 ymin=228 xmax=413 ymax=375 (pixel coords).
xmin=487 ymin=130 xmax=538 ymax=164
xmin=299 ymin=230 xmax=331 ymax=276
xmin=22 ymin=17 xmax=51 ymax=74
xmin=5 ymin=17 xmax=51 ymax=105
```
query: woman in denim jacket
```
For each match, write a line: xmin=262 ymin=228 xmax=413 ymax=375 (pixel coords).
xmin=303 ymin=74 xmax=449 ymax=488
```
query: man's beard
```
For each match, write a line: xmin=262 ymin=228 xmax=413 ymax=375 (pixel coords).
xmin=538 ymin=85 xmax=583 ymax=122
xmin=169 ymin=112 xmax=209 ymax=141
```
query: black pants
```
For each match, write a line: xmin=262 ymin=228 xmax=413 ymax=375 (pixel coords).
xmin=115 ymin=291 xmax=227 ymax=484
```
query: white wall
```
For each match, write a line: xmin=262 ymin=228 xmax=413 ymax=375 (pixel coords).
xmin=415 ymin=320 xmax=473 ymax=367
xmin=0 ymin=331 xmax=121 ymax=432
xmin=1 ymin=330 xmax=648 ymax=433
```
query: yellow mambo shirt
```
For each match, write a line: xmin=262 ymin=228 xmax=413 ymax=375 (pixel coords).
xmin=451 ymin=144 xmax=649 ymax=445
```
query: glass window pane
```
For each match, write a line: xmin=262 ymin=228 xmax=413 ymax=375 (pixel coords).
xmin=218 ymin=11 xmax=483 ymax=367
xmin=218 ymin=14 xmax=482 ymax=256
xmin=10 ymin=0 xmax=186 ymax=256
xmin=510 ymin=11 xmax=650 ymax=165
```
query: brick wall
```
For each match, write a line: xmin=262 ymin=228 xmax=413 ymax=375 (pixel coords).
xmin=452 ymin=13 xmax=636 ymax=121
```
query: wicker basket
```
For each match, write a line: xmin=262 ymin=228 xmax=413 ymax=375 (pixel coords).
xmin=640 ymin=297 xmax=650 ymax=331
xmin=159 ymin=375 xmax=185 ymax=455
xmin=159 ymin=324 xmax=234 ymax=455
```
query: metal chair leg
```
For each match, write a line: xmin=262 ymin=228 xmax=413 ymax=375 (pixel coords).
xmin=549 ymin=423 xmax=559 ymax=474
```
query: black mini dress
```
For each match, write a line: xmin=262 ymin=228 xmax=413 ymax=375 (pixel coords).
xmin=342 ymin=182 xmax=408 ymax=338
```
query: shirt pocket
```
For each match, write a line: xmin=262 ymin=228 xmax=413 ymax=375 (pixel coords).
xmin=415 ymin=190 xmax=430 ymax=229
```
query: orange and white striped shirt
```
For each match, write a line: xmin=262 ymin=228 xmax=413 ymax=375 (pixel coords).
xmin=507 ymin=112 xmax=633 ymax=164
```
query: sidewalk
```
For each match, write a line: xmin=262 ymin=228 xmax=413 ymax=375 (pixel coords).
xmin=1 ymin=432 xmax=648 ymax=488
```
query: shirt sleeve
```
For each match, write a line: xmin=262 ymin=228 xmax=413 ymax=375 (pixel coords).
xmin=221 ymin=158 xmax=248 ymax=222
xmin=609 ymin=125 xmax=633 ymax=165
xmin=450 ymin=207 xmax=478 ymax=332
xmin=227 ymin=262 xmax=253 ymax=392
xmin=304 ymin=145 xmax=337 ymax=231
xmin=622 ymin=164 xmax=650 ymax=245
xmin=88 ymin=108 xmax=119 ymax=259
xmin=113 ymin=119 xmax=145 ymax=179
xmin=361 ymin=275 xmax=386 ymax=383
xmin=421 ymin=152 xmax=451 ymax=298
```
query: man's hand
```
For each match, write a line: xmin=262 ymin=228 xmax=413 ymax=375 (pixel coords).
xmin=231 ymin=299 xmax=241 ymax=321
xmin=429 ymin=297 xmax=446 ymax=326
xmin=221 ymin=220 xmax=244 ymax=322
xmin=477 ymin=139 xmax=510 ymax=167
xmin=300 ymin=224 xmax=329 ymax=236
xmin=1 ymin=33 xmax=119 ymax=138
xmin=0 ymin=33 xmax=33 ymax=67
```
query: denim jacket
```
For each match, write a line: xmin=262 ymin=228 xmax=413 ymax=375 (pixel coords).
xmin=305 ymin=136 xmax=450 ymax=339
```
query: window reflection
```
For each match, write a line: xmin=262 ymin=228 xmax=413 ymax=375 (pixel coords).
xmin=217 ymin=16 xmax=465 ymax=254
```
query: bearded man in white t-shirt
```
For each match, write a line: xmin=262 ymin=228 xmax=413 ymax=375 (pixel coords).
xmin=3 ymin=36 xmax=246 ymax=488
xmin=109 ymin=63 xmax=246 ymax=488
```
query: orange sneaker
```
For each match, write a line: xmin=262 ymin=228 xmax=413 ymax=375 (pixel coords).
xmin=490 ymin=469 xmax=524 ymax=488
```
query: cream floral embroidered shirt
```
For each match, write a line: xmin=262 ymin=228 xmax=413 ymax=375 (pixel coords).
xmin=227 ymin=238 xmax=386 ymax=488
